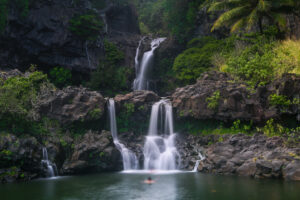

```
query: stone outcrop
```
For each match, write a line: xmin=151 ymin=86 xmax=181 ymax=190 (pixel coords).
xmin=35 ymin=86 xmax=106 ymax=125
xmin=62 ymin=130 xmax=121 ymax=174
xmin=0 ymin=134 xmax=42 ymax=183
xmin=172 ymin=71 xmax=300 ymax=123
xmin=0 ymin=0 xmax=140 ymax=74
xmin=180 ymin=133 xmax=300 ymax=181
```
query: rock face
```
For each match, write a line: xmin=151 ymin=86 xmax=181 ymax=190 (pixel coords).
xmin=114 ymin=90 xmax=160 ymax=125
xmin=0 ymin=0 xmax=140 ymax=74
xmin=62 ymin=130 xmax=121 ymax=174
xmin=172 ymin=71 xmax=300 ymax=123
xmin=35 ymin=86 xmax=106 ymax=125
xmin=0 ymin=134 xmax=42 ymax=183
xmin=179 ymin=133 xmax=300 ymax=181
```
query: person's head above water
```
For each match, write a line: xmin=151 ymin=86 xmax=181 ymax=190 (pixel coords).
xmin=147 ymin=177 xmax=152 ymax=181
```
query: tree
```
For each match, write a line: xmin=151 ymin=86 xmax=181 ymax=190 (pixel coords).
xmin=206 ymin=0 xmax=294 ymax=33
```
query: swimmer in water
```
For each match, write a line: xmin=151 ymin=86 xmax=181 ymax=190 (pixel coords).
xmin=144 ymin=177 xmax=155 ymax=184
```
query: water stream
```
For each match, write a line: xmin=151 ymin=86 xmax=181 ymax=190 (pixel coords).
xmin=108 ymin=99 xmax=138 ymax=170
xmin=41 ymin=148 xmax=58 ymax=177
xmin=133 ymin=38 xmax=166 ymax=91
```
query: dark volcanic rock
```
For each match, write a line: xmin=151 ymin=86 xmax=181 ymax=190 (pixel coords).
xmin=172 ymin=71 xmax=300 ymax=123
xmin=62 ymin=130 xmax=121 ymax=174
xmin=0 ymin=0 xmax=140 ymax=74
xmin=35 ymin=86 xmax=106 ymax=125
xmin=181 ymin=133 xmax=300 ymax=181
xmin=0 ymin=134 xmax=42 ymax=183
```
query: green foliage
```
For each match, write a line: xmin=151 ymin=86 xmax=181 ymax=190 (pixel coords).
xmin=257 ymin=119 xmax=286 ymax=137
xmin=269 ymin=94 xmax=291 ymax=107
xmin=134 ymin=0 xmax=204 ymax=42
xmin=207 ymin=0 xmax=294 ymax=33
xmin=221 ymin=31 xmax=300 ymax=86
xmin=0 ymin=71 xmax=48 ymax=116
xmin=87 ymin=40 xmax=132 ymax=96
xmin=49 ymin=67 xmax=72 ymax=88
xmin=88 ymin=108 xmax=102 ymax=120
xmin=206 ymin=90 xmax=221 ymax=110
xmin=223 ymin=33 xmax=276 ymax=86
xmin=0 ymin=71 xmax=61 ymax=135
xmin=175 ymin=118 xmax=254 ymax=135
xmin=173 ymin=36 xmax=234 ymax=84
xmin=117 ymin=103 xmax=135 ymax=132
xmin=69 ymin=13 xmax=103 ymax=40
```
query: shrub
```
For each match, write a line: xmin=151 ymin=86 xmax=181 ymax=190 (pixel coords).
xmin=69 ymin=13 xmax=103 ymax=40
xmin=257 ymin=119 xmax=287 ymax=137
xmin=0 ymin=71 xmax=58 ymax=135
xmin=173 ymin=37 xmax=234 ymax=84
xmin=272 ymin=40 xmax=300 ymax=76
xmin=225 ymin=37 xmax=275 ymax=86
xmin=49 ymin=67 xmax=72 ymax=88
xmin=269 ymin=94 xmax=291 ymax=107
xmin=87 ymin=40 xmax=132 ymax=95
xmin=206 ymin=90 xmax=220 ymax=110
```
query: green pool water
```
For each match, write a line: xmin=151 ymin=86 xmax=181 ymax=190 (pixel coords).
xmin=1 ymin=172 xmax=300 ymax=200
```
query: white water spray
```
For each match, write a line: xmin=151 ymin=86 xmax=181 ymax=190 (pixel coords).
xmin=133 ymin=38 xmax=166 ymax=91
xmin=41 ymin=148 xmax=58 ymax=177
xmin=108 ymin=99 xmax=138 ymax=170
xmin=192 ymin=153 xmax=205 ymax=172
xmin=143 ymin=99 xmax=180 ymax=170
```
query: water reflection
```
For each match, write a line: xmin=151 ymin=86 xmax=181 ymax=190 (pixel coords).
xmin=1 ymin=173 xmax=300 ymax=200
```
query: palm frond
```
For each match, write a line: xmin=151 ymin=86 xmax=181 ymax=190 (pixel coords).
xmin=230 ymin=17 xmax=247 ymax=32
xmin=208 ymin=0 xmax=244 ymax=12
xmin=211 ymin=5 xmax=250 ymax=31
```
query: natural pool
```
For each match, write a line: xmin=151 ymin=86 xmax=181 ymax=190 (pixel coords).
xmin=1 ymin=172 xmax=300 ymax=200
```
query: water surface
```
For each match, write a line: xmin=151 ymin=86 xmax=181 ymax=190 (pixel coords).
xmin=1 ymin=173 xmax=300 ymax=200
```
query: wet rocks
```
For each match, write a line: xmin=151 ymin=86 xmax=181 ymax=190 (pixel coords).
xmin=62 ymin=130 xmax=121 ymax=174
xmin=181 ymin=133 xmax=300 ymax=181
xmin=0 ymin=134 xmax=42 ymax=183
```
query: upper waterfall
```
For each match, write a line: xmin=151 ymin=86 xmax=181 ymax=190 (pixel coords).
xmin=133 ymin=38 xmax=166 ymax=91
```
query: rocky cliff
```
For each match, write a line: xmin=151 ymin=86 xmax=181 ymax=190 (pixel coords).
xmin=0 ymin=0 xmax=141 ymax=76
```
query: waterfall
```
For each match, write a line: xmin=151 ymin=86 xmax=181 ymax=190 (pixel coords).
xmin=100 ymin=13 xmax=108 ymax=33
xmin=143 ymin=99 xmax=180 ymax=170
xmin=192 ymin=153 xmax=205 ymax=172
xmin=85 ymin=41 xmax=91 ymax=67
xmin=133 ymin=38 xmax=166 ymax=91
xmin=135 ymin=37 xmax=144 ymax=75
xmin=108 ymin=99 xmax=138 ymax=170
xmin=41 ymin=148 xmax=57 ymax=177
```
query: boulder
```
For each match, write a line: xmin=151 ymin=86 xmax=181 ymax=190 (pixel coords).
xmin=62 ymin=130 xmax=121 ymax=174
xmin=172 ymin=71 xmax=300 ymax=123
xmin=35 ymin=86 xmax=106 ymax=125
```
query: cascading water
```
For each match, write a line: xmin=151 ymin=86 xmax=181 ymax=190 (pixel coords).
xmin=143 ymin=99 xmax=181 ymax=170
xmin=133 ymin=38 xmax=166 ymax=91
xmin=108 ymin=99 xmax=138 ymax=170
xmin=192 ymin=153 xmax=205 ymax=172
xmin=41 ymin=148 xmax=58 ymax=177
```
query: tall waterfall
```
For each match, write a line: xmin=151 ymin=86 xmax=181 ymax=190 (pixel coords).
xmin=133 ymin=38 xmax=166 ymax=91
xmin=143 ymin=99 xmax=180 ymax=170
xmin=108 ymin=99 xmax=138 ymax=170
xmin=41 ymin=148 xmax=58 ymax=177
